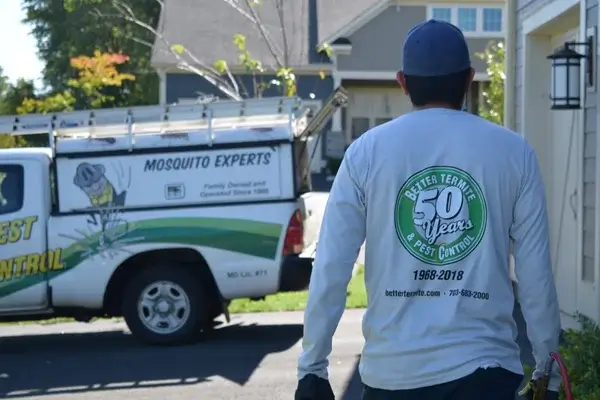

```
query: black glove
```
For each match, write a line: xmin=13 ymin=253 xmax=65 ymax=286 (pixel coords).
xmin=294 ymin=374 xmax=335 ymax=400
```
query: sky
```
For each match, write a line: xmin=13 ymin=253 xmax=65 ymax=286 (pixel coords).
xmin=0 ymin=1 xmax=44 ymax=87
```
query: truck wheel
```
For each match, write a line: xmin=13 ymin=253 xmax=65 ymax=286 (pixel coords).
xmin=122 ymin=265 xmax=209 ymax=345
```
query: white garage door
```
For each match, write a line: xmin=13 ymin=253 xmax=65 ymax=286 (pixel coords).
xmin=346 ymin=87 xmax=412 ymax=141
xmin=548 ymin=31 xmax=580 ymax=319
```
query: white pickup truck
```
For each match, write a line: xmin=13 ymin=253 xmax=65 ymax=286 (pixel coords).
xmin=0 ymin=89 xmax=347 ymax=345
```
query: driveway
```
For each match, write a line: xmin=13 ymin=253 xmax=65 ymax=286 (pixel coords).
xmin=0 ymin=311 xmax=360 ymax=400
xmin=0 ymin=307 xmax=533 ymax=399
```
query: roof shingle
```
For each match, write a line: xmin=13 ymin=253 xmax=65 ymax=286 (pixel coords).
xmin=151 ymin=0 xmax=383 ymax=68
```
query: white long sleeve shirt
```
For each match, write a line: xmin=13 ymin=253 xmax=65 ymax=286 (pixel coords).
xmin=298 ymin=108 xmax=562 ymax=391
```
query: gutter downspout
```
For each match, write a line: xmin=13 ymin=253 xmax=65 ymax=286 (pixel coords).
xmin=504 ymin=0 xmax=517 ymax=130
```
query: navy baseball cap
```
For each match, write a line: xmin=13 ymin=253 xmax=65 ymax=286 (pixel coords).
xmin=402 ymin=19 xmax=471 ymax=77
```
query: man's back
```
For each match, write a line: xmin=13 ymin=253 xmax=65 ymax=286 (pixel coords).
xmin=296 ymin=18 xmax=560 ymax=400
xmin=354 ymin=108 xmax=530 ymax=389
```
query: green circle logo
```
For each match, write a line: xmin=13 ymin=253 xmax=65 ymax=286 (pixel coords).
xmin=394 ymin=166 xmax=487 ymax=265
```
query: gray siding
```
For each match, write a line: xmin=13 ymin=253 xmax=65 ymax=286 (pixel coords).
xmin=514 ymin=0 xmax=596 ymax=283
xmin=165 ymin=73 xmax=333 ymax=104
xmin=336 ymin=6 xmax=499 ymax=74
xmin=584 ymin=0 xmax=597 ymax=281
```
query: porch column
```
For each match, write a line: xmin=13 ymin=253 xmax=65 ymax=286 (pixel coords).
xmin=332 ymin=72 xmax=343 ymax=132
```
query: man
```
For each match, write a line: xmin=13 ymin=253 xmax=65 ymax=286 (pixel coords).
xmin=295 ymin=20 xmax=561 ymax=400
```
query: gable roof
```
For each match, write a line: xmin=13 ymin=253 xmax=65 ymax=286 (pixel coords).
xmin=151 ymin=0 xmax=384 ymax=69
xmin=317 ymin=0 xmax=384 ymax=45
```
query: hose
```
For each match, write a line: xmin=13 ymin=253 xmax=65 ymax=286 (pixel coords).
xmin=520 ymin=352 xmax=574 ymax=400
xmin=546 ymin=352 xmax=574 ymax=400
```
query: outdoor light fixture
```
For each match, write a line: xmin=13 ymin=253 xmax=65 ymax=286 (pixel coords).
xmin=547 ymin=36 xmax=594 ymax=110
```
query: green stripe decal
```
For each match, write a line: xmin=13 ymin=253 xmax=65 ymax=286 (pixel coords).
xmin=0 ymin=217 xmax=283 ymax=298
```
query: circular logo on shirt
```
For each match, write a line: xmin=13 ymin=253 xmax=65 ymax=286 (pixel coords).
xmin=394 ymin=166 xmax=487 ymax=265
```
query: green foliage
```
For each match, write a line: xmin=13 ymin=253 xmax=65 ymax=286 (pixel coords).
xmin=18 ymin=51 xmax=135 ymax=114
xmin=171 ymin=44 xmax=185 ymax=55
xmin=0 ymin=66 xmax=37 ymax=116
xmin=0 ymin=67 xmax=38 ymax=148
xmin=19 ymin=92 xmax=76 ymax=114
xmin=208 ymin=1 xmax=332 ymax=98
xmin=22 ymin=0 xmax=160 ymax=106
xmin=0 ymin=79 xmax=37 ymax=115
xmin=476 ymin=41 xmax=505 ymax=125
xmin=0 ymin=135 xmax=27 ymax=149
xmin=558 ymin=317 xmax=600 ymax=399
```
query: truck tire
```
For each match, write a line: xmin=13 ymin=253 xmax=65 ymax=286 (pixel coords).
xmin=122 ymin=264 xmax=209 ymax=345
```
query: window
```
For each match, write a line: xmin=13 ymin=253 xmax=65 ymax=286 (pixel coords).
xmin=351 ymin=117 xmax=370 ymax=139
xmin=457 ymin=8 xmax=477 ymax=32
xmin=483 ymin=8 xmax=503 ymax=32
xmin=50 ymin=164 xmax=58 ymax=210
xmin=0 ymin=165 xmax=24 ymax=215
xmin=427 ymin=5 xmax=504 ymax=36
xmin=431 ymin=7 xmax=451 ymax=23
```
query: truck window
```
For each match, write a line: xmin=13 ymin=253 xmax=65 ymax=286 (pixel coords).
xmin=50 ymin=163 xmax=57 ymax=209
xmin=0 ymin=164 xmax=24 ymax=215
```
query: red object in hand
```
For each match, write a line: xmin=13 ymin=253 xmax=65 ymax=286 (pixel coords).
xmin=549 ymin=352 xmax=573 ymax=400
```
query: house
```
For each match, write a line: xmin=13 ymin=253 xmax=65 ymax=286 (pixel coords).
xmin=151 ymin=0 xmax=506 ymax=173
xmin=506 ymin=0 xmax=600 ymax=328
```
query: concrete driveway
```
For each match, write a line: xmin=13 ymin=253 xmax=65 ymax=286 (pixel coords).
xmin=0 ymin=307 xmax=533 ymax=400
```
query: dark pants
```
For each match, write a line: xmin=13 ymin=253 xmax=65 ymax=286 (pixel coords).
xmin=362 ymin=367 xmax=523 ymax=400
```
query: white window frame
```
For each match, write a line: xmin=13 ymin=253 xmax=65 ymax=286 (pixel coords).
xmin=427 ymin=4 xmax=505 ymax=38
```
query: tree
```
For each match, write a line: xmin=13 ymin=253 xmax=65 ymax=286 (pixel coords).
xmin=0 ymin=134 xmax=27 ymax=149
xmin=0 ymin=52 xmax=134 ymax=148
xmin=19 ymin=51 xmax=135 ymax=114
xmin=0 ymin=68 xmax=36 ymax=115
xmin=84 ymin=0 xmax=331 ymax=100
xmin=0 ymin=68 xmax=31 ymax=148
xmin=0 ymin=79 xmax=37 ymax=115
xmin=476 ymin=41 xmax=505 ymax=125
xmin=23 ymin=0 xmax=160 ymax=106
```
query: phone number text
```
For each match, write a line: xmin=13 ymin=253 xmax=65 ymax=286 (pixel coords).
xmin=448 ymin=289 xmax=489 ymax=300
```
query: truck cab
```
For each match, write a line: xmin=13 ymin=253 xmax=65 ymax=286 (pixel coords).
xmin=0 ymin=148 xmax=53 ymax=313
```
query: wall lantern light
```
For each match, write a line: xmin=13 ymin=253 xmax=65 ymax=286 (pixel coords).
xmin=547 ymin=37 xmax=594 ymax=110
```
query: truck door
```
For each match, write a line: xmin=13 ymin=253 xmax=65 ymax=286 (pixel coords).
xmin=0 ymin=157 xmax=49 ymax=312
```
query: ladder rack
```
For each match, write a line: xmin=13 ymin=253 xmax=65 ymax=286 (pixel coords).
xmin=298 ymin=87 xmax=348 ymax=140
xmin=0 ymin=96 xmax=303 ymax=150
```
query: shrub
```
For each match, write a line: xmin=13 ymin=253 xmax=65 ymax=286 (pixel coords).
xmin=558 ymin=316 xmax=600 ymax=399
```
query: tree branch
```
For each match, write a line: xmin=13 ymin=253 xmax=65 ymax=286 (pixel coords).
xmin=95 ymin=0 xmax=243 ymax=100
xmin=89 ymin=0 xmax=297 ymax=99
xmin=273 ymin=0 xmax=289 ymax=67
xmin=222 ymin=0 xmax=286 ymax=68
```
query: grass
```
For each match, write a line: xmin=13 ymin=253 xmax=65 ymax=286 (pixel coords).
xmin=2 ymin=266 xmax=367 ymax=325
xmin=229 ymin=265 xmax=367 ymax=313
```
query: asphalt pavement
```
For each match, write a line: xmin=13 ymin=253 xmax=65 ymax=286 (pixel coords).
xmin=0 ymin=306 xmax=533 ymax=400
xmin=0 ymin=311 xmax=362 ymax=400
xmin=0 ymin=189 xmax=531 ymax=399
